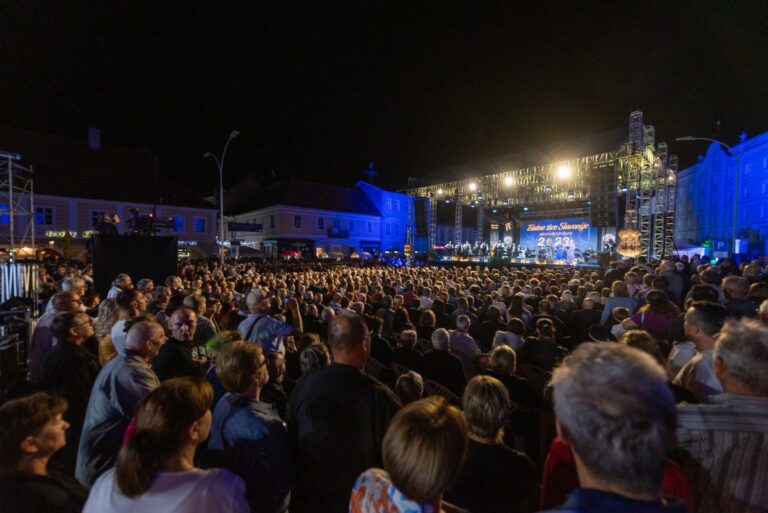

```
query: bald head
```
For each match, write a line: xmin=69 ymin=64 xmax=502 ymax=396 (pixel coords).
xmin=125 ymin=320 xmax=165 ymax=355
xmin=328 ymin=314 xmax=368 ymax=353
xmin=169 ymin=308 xmax=197 ymax=342
xmin=51 ymin=291 xmax=80 ymax=313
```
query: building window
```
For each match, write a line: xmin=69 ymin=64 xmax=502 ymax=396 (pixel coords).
xmin=333 ymin=219 xmax=341 ymax=229
xmin=270 ymin=215 xmax=275 ymax=229
xmin=385 ymin=223 xmax=391 ymax=235
xmin=317 ymin=217 xmax=324 ymax=230
xmin=367 ymin=221 xmax=373 ymax=234
xmin=395 ymin=200 xmax=400 ymax=212
xmin=0 ymin=204 xmax=9 ymax=224
xmin=193 ymin=217 xmax=207 ymax=233
xmin=385 ymin=198 xmax=392 ymax=212
xmin=91 ymin=210 xmax=106 ymax=227
xmin=294 ymin=215 xmax=302 ymax=229
xmin=35 ymin=207 xmax=53 ymax=226
xmin=348 ymin=220 xmax=354 ymax=232
xmin=393 ymin=222 xmax=399 ymax=235
xmin=173 ymin=216 xmax=185 ymax=233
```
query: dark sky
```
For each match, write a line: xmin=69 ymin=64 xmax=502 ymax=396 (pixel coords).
xmin=2 ymin=1 xmax=767 ymax=193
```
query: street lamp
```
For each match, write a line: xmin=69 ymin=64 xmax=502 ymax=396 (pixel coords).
xmin=204 ymin=130 xmax=240 ymax=265
xmin=675 ymin=136 xmax=740 ymax=256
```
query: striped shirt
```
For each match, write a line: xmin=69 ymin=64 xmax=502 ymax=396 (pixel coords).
xmin=677 ymin=394 xmax=768 ymax=513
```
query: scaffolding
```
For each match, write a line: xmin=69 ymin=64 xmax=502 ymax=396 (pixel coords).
xmin=0 ymin=152 xmax=36 ymax=258
xmin=454 ymin=200 xmax=463 ymax=244
xmin=476 ymin=204 xmax=485 ymax=242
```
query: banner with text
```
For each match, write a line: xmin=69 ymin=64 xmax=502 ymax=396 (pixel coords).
xmin=519 ymin=217 xmax=597 ymax=251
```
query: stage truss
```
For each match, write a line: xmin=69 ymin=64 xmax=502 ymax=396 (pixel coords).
xmin=403 ymin=110 xmax=677 ymax=261
xmin=0 ymin=151 xmax=36 ymax=259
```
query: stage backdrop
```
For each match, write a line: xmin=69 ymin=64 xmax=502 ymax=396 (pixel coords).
xmin=519 ymin=217 xmax=597 ymax=251
xmin=92 ymin=236 xmax=178 ymax=296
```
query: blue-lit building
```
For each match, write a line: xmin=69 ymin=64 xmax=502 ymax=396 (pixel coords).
xmin=675 ymin=131 xmax=768 ymax=258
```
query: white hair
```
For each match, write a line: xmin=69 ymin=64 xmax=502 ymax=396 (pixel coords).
xmin=431 ymin=328 xmax=450 ymax=351
xmin=321 ymin=307 xmax=336 ymax=322
xmin=552 ymin=343 xmax=676 ymax=496
xmin=714 ymin=318 xmax=768 ymax=395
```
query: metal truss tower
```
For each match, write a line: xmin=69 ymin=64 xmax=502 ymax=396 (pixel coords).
xmin=476 ymin=204 xmax=485 ymax=242
xmin=429 ymin=197 xmax=437 ymax=250
xmin=454 ymin=201 xmax=463 ymax=243
xmin=0 ymin=151 xmax=36 ymax=259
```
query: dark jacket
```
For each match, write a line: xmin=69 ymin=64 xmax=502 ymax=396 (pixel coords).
xmin=421 ymin=349 xmax=467 ymax=397
xmin=151 ymin=338 xmax=201 ymax=381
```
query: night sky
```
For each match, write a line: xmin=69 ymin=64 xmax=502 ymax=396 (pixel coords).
xmin=2 ymin=1 xmax=767 ymax=194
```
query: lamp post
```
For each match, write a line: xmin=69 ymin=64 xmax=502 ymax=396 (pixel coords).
xmin=676 ymin=136 xmax=740 ymax=256
xmin=204 ymin=130 xmax=240 ymax=266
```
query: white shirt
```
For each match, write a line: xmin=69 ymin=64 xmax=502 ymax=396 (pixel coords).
xmin=674 ymin=349 xmax=724 ymax=403
xmin=667 ymin=340 xmax=697 ymax=377
xmin=84 ymin=467 xmax=249 ymax=513
xmin=111 ymin=320 xmax=128 ymax=355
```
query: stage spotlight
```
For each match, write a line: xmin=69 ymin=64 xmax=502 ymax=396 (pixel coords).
xmin=437 ymin=188 xmax=443 ymax=195
xmin=544 ymin=185 xmax=553 ymax=193
xmin=503 ymin=176 xmax=514 ymax=187
xmin=523 ymin=206 xmax=529 ymax=212
xmin=492 ymin=209 xmax=497 ymax=213
xmin=621 ymin=186 xmax=628 ymax=193
xmin=468 ymin=182 xmax=477 ymax=191
xmin=567 ymin=190 xmax=575 ymax=200
xmin=556 ymin=164 xmax=573 ymax=180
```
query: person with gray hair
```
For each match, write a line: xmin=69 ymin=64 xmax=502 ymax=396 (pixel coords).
xmin=421 ymin=328 xmax=466 ymax=397
xmin=677 ymin=318 xmax=768 ymax=513
xmin=722 ymin=275 xmax=758 ymax=318
xmin=542 ymin=343 xmax=683 ymax=513
xmin=449 ymin=314 xmax=481 ymax=373
xmin=76 ymin=320 xmax=164 ymax=487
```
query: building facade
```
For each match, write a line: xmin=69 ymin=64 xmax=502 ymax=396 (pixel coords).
xmin=675 ymin=131 xmax=768 ymax=258
xmin=226 ymin=180 xmax=410 ymax=258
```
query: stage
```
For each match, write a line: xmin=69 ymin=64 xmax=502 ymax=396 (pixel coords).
xmin=434 ymin=254 xmax=601 ymax=270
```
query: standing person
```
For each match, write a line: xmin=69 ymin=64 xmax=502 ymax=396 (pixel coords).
xmin=83 ymin=378 xmax=249 ymax=513
xmin=76 ymin=321 xmax=164 ymax=487
xmin=674 ymin=302 xmax=731 ymax=403
xmin=152 ymin=308 xmax=204 ymax=381
xmin=288 ymin=315 xmax=400 ymax=513
xmin=541 ymin=343 xmax=684 ymax=513
xmin=110 ymin=289 xmax=147 ymax=355
xmin=208 ymin=342 xmax=296 ymax=513
xmin=27 ymin=291 xmax=82 ymax=384
xmin=42 ymin=312 xmax=101 ymax=474
xmin=94 ymin=298 xmax=120 ymax=365
xmin=620 ymin=290 xmax=680 ymax=340
xmin=238 ymin=294 xmax=302 ymax=356
xmin=676 ymin=319 xmax=768 ymax=513
xmin=107 ymin=273 xmax=132 ymax=300
xmin=0 ymin=393 xmax=89 ymax=513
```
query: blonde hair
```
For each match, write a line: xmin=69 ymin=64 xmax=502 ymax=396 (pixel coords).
xmin=215 ymin=342 xmax=264 ymax=394
xmin=462 ymin=375 xmax=510 ymax=441
xmin=383 ymin=397 xmax=467 ymax=503
xmin=489 ymin=345 xmax=516 ymax=375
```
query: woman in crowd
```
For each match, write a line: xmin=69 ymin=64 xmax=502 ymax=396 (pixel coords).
xmin=95 ymin=298 xmax=120 ymax=364
xmin=0 ymin=393 xmax=88 ymax=513
xmin=417 ymin=309 xmax=437 ymax=342
xmin=350 ymin=396 xmax=468 ymax=513
xmin=621 ymin=290 xmax=680 ymax=341
xmin=600 ymin=281 xmax=639 ymax=325
xmin=446 ymin=375 xmax=535 ymax=513
xmin=83 ymin=377 xmax=249 ymax=513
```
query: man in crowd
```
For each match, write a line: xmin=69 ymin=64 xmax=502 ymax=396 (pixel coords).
xmin=28 ymin=291 xmax=82 ymax=384
xmin=421 ymin=327 xmax=467 ymax=397
xmin=544 ymin=343 xmax=683 ymax=513
xmin=238 ymin=292 xmax=302 ymax=356
xmin=674 ymin=302 xmax=731 ymax=403
xmin=677 ymin=319 xmax=768 ymax=513
xmin=721 ymin=275 xmax=758 ymax=318
xmin=76 ymin=320 xmax=164 ymax=487
xmin=106 ymin=273 xmax=132 ymax=299
xmin=42 ymin=312 xmax=101 ymax=473
xmin=287 ymin=315 xmax=400 ymax=513
xmin=152 ymin=307 xmax=203 ymax=381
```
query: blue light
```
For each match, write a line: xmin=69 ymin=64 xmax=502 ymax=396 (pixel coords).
xmin=523 ymin=206 xmax=529 ymax=212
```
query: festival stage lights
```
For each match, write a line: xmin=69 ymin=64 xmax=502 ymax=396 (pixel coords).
xmin=437 ymin=188 xmax=443 ymax=195
xmin=468 ymin=182 xmax=477 ymax=191
xmin=503 ymin=176 xmax=514 ymax=187
xmin=556 ymin=164 xmax=573 ymax=180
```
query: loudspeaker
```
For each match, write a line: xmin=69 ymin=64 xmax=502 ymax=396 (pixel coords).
xmin=414 ymin=199 xmax=428 ymax=237
xmin=92 ymin=236 xmax=178 ymax=296
xmin=589 ymin=161 xmax=618 ymax=227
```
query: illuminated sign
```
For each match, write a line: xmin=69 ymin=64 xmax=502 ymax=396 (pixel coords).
xmin=45 ymin=230 xmax=96 ymax=238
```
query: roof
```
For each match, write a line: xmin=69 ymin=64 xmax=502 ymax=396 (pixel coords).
xmin=232 ymin=179 xmax=382 ymax=217
xmin=411 ymin=127 xmax=629 ymax=187
xmin=0 ymin=127 xmax=215 ymax=209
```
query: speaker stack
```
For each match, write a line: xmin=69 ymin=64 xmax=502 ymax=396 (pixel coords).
xmin=414 ymin=198 xmax=429 ymax=238
xmin=589 ymin=161 xmax=618 ymax=227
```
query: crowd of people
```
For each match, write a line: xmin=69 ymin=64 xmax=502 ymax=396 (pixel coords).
xmin=1 ymin=253 xmax=767 ymax=513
